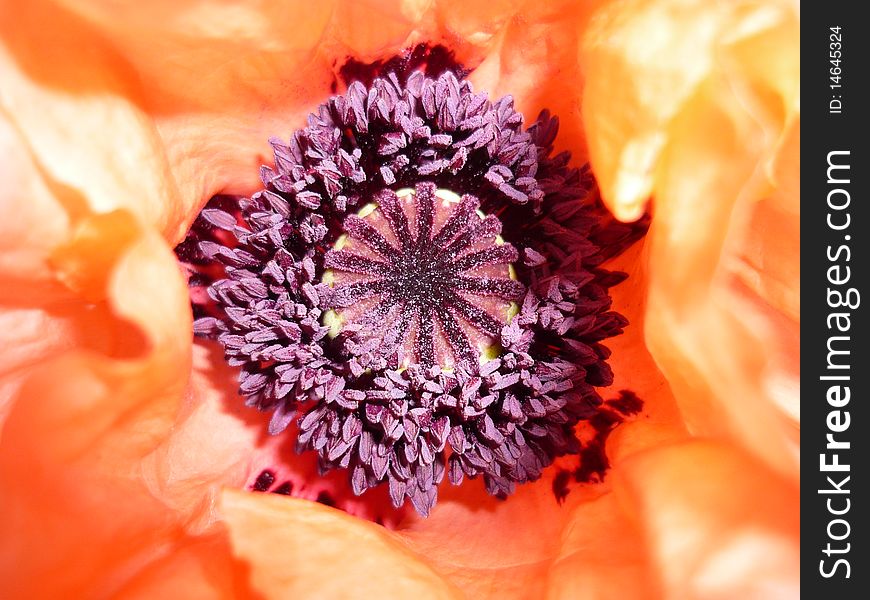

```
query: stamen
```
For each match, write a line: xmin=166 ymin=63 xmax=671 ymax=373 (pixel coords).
xmin=177 ymin=67 xmax=647 ymax=517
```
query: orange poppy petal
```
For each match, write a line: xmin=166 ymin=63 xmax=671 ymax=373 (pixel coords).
xmin=400 ymin=476 xmax=574 ymax=597
xmin=0 ymin=212 xmax=194 ymax=596
xmin=614 ymin=440 xmax=800 ymax=597
xmin=332 ymin=0 xmax=430 ymax=57
xmin=545 ymin=493 xmax=656 ymax=600
xmin=221 ymin=489 xmax=461 ymax=598
xmin=113 ymin=532 xmax=255 ymax=600
xmin=466 ymin=0 xmax=606 ymax=164
xmin=0 ymin=113 xmax=76 ymax=424
xmin=582 ymin=0 xmax=800 ymax=478
xmin=44 ymin=0 xmax=347 ymax=239
xmin=0 ymin=2 xmax=189 ymax=239
xmin=582 ymin=0 xmax=798 ymax=221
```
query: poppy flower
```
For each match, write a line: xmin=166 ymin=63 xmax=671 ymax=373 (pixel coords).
xmin=0 ymin=0 xmax=799 ymax=598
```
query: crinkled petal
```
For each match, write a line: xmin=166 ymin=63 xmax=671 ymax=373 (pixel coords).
xmin=614 ymin=440 xmax=800 ymax=598
xmin=42 ymin=0 xmax=346 ymax=239
xmin=112 ymin=533 xmax=253 ymax=600
xmin=0 ymin=112 xmax=78 ymax=424
xmin=221 ymin=489 xmax=461 ymax=599
xmin=0 ymin=3 xmax=186 ymax=237
xmin=466 ymin=0 xmax=604 ymax=163
xmin=544 ymin=494 xmax=656 ymax=600
xmin=142 ymin=340 xmax=400 ymax=530
xmin=0 ymin=211 xmax=199 ymax=596
xmin=582 ymin=0 xmax=800 ymax=478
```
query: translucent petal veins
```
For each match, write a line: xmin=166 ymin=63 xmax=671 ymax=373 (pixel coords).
xmin=177 ymin=69 xmax=646 ymax=517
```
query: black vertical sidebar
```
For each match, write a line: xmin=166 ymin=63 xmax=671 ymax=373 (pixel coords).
xmin=803 ymin=3 xmax=870 ymax=597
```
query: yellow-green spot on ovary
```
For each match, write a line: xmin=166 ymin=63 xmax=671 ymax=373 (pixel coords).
xmin=506 ymin=300 xmax=519 ymax=323
xmin=356 ymin=203 xmax=378 ymax=218
xmin=479 ymin=343 xmax=502 ymax=363
xmin=323 ymin=309 xmax=344 ymax=339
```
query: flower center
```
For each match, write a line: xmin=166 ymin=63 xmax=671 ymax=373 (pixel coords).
xmin=177 ymin=65 xmax=649 ymax=518
xmin=323 ymin=184 xmax=521 ymax=370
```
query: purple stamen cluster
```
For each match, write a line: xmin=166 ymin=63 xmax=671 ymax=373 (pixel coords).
xmin=181 ymin=70 xmax=638 ymax=516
